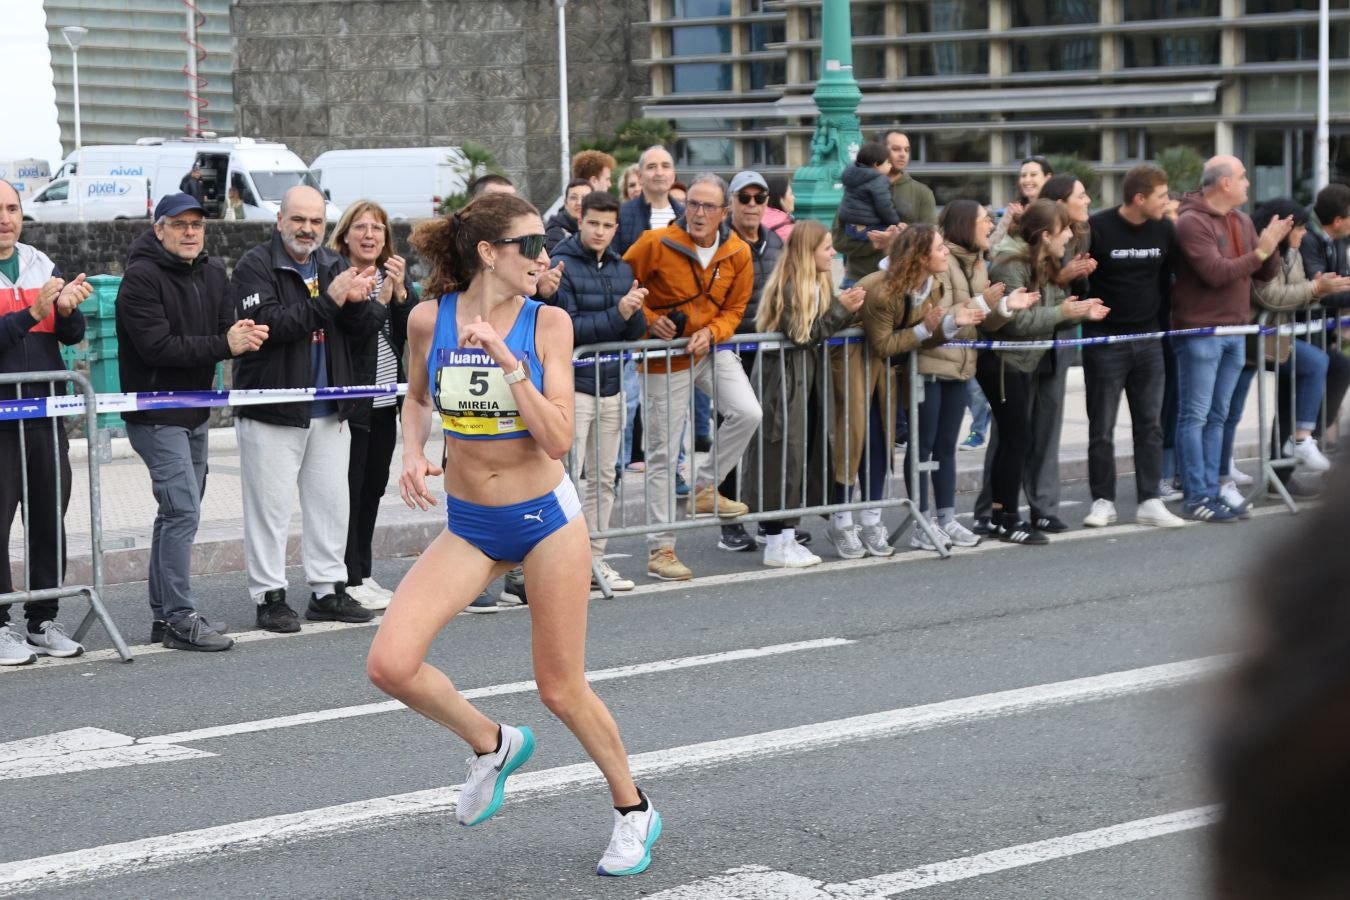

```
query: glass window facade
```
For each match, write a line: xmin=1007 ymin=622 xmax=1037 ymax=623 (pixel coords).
xmin=667 ymin=0 xmax=730 ymax=17
xmin=1123 ymin=0 xmax=1218 ymax=18
xmin=675 ymin=137 xmax=735 ymax=167
xmin=750 ymin=22 xmax=784 ymax=51
xmin=1011 ymin=37 xmax=1099 ymax=71
xmin=906 ymin=42 xmax=989 ymax=77
xmin=748 ymin=60 xmax=786 ymax=89
xmin=1245 ymin=0 xmax=1347 ymax=11
xmin=1246 ymin=24 xmax=1350 ymax=63
xmin=1123 ymin=33 xmax=1220 ymax=67
xmin=908 ymin=1 xmax=989 ymax=32
xmin=1012 ymin=0 xmax=1099 ymax=28
xmin=670 ymin=25 xmax=730 ymax=57
xmin=671 ymin=63 xmax=732 ymax=93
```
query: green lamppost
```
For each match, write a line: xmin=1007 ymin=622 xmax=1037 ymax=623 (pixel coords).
xmin=791 ymin=0 xmax=863 ymax=226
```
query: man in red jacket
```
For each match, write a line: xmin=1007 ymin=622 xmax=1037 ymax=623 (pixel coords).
xmin=1171 ymin=156 xmax=1290 ymax=523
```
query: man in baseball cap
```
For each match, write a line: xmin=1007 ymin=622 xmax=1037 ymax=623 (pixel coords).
xmin=114 ymin=191 xmax=269 ymax=650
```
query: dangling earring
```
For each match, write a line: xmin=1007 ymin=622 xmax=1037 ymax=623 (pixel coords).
xmin=489 ymin=264 xmax=495 ymax=274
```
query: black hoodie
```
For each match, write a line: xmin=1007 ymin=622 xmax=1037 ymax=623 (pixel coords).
xmin=115 ymin=229 xmax=235 ymax=428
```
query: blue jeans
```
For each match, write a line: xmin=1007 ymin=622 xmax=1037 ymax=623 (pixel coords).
xmin=966 ymin=379 xmax=991 ymax=436
xmin=621 ymin=360 xmax=640 ymax=466
xmin=1173 ymin=335 xmax=1245 ymax=503
xmin=1221 ymin=340 xmax=1330 ymax=474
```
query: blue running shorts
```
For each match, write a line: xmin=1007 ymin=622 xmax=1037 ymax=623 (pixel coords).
xmin=446 ymin=476 xmax=582 ymax=562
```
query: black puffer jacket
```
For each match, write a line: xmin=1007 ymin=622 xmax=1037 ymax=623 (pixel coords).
xmin=544 ymin=209 xmax=579 ymax=254
xmin=230 ymin=231 xmax=388 ymax=427
xmin=115 ymin=230 xmax=235 ymax=428
xmin=839 ymin=162 xmax=900 ymax=228
xmin=737 ymin=224 xmax=785 ymax=334
xmin=551 ymin=233 xmax=647 ymax=396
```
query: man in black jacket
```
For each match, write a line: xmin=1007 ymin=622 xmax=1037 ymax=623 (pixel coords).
xmin=116 ymin=192 xmax=269 ymax=651
xmin=230 ymin=185 xmax=385 ymax=633
xmin=614 ymin=145 xmax=684 ymax=256
xmin=553 ymin=191 xmax=647 ymax=593
xmin=1301 ymin=182 xmax=1350 ymax=305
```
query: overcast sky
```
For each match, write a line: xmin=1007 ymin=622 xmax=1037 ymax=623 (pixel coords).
xmin=4 ymin=0 xmax=63 ymax=169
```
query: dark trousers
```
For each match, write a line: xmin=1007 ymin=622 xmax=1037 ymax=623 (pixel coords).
xmin=906 ymin=377 xmax=966 ymax=513
xmin=1083 ymin=340 xmax=1165 ymax=502
xmin=834 ymin=393 xmax=892 ymax=504
xmin=345 ymin=405 xmax=399 ymax=586
xmin=974 ymin=350 xmax=1067 ymax=519
xmin=0 ymin=425 xmax=71 ymax=628
xmin=974 ymin=354 xmax=1033 ymax=513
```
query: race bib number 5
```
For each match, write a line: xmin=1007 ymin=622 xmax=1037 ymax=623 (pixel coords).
xmin=435 ymin=347 xmax=528 ymax=437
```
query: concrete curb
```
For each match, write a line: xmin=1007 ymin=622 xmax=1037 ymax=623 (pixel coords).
xmin=75 ymin=439 xmax=1261 ymax=587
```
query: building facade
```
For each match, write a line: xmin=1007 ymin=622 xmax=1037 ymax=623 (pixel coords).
xmin=641 ymin=0 xmax=1350 ymax=206
xmin=45 ymin=0 xmax=236 ymax=153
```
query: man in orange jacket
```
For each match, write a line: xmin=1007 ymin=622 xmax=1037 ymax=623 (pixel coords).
xmin=623 ymin=173 xmax=763 ymax=581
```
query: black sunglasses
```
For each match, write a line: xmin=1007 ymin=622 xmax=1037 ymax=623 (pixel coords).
xmin=494 ymin=234 xmax=547 ymax=258
xmin=736 ymin=191 xmax=768 ymax=205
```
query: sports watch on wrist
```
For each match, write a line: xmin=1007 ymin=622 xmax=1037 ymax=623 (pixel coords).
xmin=503 ymin=359 xmax=530 ymax=385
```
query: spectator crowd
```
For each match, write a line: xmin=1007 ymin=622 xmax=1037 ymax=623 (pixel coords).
xmin=4 ymin=134 xmax=1350 ymax=663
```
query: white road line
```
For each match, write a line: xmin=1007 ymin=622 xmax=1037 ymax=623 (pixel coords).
xmin=644 ymin=807 xmax=1219 ymax=899
xmin=0 ymin=504 xmax=1288 ymax=673
xmin=0 ymin=654 xmax=1230 ymax=893
xmin=0 ymin=728 xmax=212 ymax=782
xmin=141 ymin=638 xmax=854 ymax=745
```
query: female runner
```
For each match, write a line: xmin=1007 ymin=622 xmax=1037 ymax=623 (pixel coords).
xmin=366 ymin=193 xmax=659 ymax=877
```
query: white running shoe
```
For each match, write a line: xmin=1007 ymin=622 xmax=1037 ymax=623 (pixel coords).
xmin=347 ymin=582 xmax=390 ymax=611
xmin=785 ymin=540 xmax=822 ymax=567
xmin=825 ymin=524 xmax=866 ymax=560
xmin=593 ymin=559 xmax=636 ymax=592
xmin=942 ymin=518 xmax=982 ymax=547
xmin=0 ymin=626 xmax=36 ymax=666
xmin=1158 ymin=480 xmax=1184 ymax=503
xmin=764 ymin=537 xmax=820 ymax=568
xmin=1285 ymin=436 xmax=1332 ymax=472
xmin=456 ymin=724 xmax=535 ymax=826
xmin=1083 ymin=498 xmax=1117 ymax=528
xmin=26 ymin=621 xmax=83 ymax=658
xmin=909 ymin=524 xmax=944 ymax=552
xmin=1218 ymin=481 xmax=1249 ymax=514
xmin=1228 ymin=459 xmax=1254 ymax=486
xmin=365 ymin=578 xmax=394 ymax=600
xmin=597 ymin=802 xmax=663 ymax=876
xmin=1136 ymin=498 xmax=1186 ymax=528
xmin=857 ymin=523 xmax=895 ymax=557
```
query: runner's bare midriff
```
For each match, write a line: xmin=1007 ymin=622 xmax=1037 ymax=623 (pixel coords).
xmin=442 ymin=435 xmax=566 ymax=507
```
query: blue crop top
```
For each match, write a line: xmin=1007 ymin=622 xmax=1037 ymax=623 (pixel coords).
xmin=428 ymin=292 xmax=546 ymax=440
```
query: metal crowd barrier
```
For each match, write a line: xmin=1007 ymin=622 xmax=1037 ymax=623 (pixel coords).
xmin=0 ymin=371 xmax=131 ymax=662
xmin=1253 ymin=303 xmax=1347 ymax=513
xmin=569 ymin=328 xmax=951 ymax=597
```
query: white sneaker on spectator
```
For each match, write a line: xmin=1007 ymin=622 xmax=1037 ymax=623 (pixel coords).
xmin=942 ymin=518 xmax=982 ymax=547
xmin=1083 ymin=498 xmax=1117 ymax=528
xmin=825 ymin=524 xmax=866 ymax=560
xmin=0 ymin=626 xmax=36 ymax=666
xmin=1218 ymin=481 xmax=1249 ymax=514
xmin=1285 ymin=436 xmax=1332 ymax=472
xmin=1158 ymin=480 xmax=1184 ymax=502
xmin=593 ymin=559 xmax=635 ymax=591
xmin=1228 ymin=458 xmax=1254 ymax=486
xmin=348 ymin=582 xmax=390 ymax=611
xmin=364 ymin=578 xmax=394 ymax=600
xmin=910 ymin=525 xmax=944 ymax=552
xmin=857 ymin=523 xmax=895 ymax=557
xmin=786 ymin=540 xmax=822 ymax=567
xmin=1136 ymin=498 xmax=1185 ymax=528
xmin=26 ymin=620 xmax=83 ymax=658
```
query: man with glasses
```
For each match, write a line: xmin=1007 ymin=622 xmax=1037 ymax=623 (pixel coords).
xmin=624 ymin=173 xmax=762 ymax=580
xmin=717 ymin=170 xmax=788 ymax=552
xmin=230 ymin=185 xmax=387 ymax=632
xmin=116 ymin=192 xmax=271 ymax=650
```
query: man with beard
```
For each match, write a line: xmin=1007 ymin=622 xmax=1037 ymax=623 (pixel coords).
xmin=230 ymin=186 xmax=386 ymax=633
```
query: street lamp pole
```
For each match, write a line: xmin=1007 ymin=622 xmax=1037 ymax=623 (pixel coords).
xmin=1316 ymin=0 xmax=1330 ymax=189
xmin=556 ymin=0 xmax=571 ymax=197
xmin=62 ymin=26 xmax=88 ymax=153
xmin=790 ymin=0 xmax=863 ymax=226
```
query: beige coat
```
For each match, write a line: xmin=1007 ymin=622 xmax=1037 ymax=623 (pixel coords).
xmin=924 ymin=243 xmax=986 ymax=381
xmin=1250 ymin=248 xmax=1318 ymax=365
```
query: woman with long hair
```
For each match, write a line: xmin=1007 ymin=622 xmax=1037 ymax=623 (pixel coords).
xmin=980 ymin=199 xmax=1108 ymax=545
xmin=328 ymin=200 xmax=415 ymax=610
xmin=620 ymin=163 xmax=642 ymax=201
xmin=742 ymin=220 xmax=864 ymax=567
xmin=763 ymin=175 xmax=796 ymax=242
xmin=367 ymin=193 xmax=659 ymax=876
xmin=1040 ymin=174 xmax=1097 ymax=289
xmin=991 ymin=155 xmax=1054 ymax=251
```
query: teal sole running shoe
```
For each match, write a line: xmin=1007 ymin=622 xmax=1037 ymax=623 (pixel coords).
xmin=597 ymin=804 xmax=662 ymax=876
xmin=456 ymin=724 xmax=535 ymax=826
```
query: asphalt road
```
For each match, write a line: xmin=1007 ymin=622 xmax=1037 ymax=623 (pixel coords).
xmin=0 ymin=478 xmax=1283 ymax=899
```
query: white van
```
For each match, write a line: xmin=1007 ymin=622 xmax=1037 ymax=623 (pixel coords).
xmin=23 ymin=176 xmax=152 ymax=222
xmin=310 ymin=147 xmax=468 ymax=220
xmin=55 ymin=137 xmax=341 ymax=221
xmin=0 ymin=159 xmax=53 ymax=199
